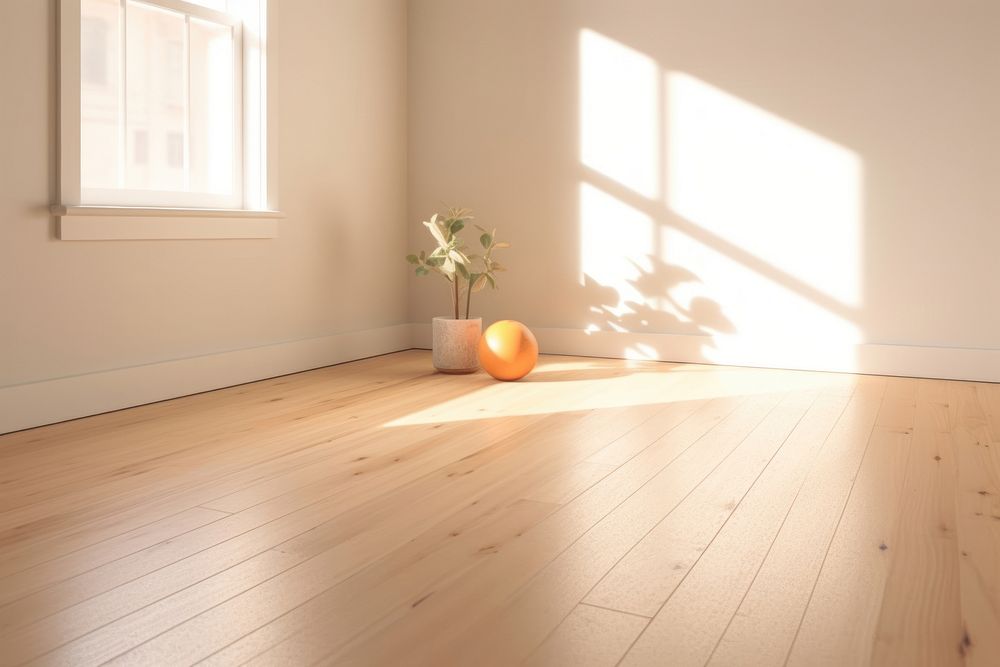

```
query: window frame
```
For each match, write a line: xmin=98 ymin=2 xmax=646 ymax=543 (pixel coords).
xmin=56 ymin=0 xmax=281 ymax=240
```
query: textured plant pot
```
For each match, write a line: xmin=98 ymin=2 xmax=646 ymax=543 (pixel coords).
xmin=432 ymin=317 xmax=482 ymax=374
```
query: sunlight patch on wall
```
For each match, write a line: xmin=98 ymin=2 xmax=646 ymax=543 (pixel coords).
xmin=579 ymin=183 xmax=653 ymax=319
xmin=579 ymin=29 xmax=659 ymax=199
xmin=575 ymin=30 xmax=865 ymax=372
xmin=667 ymin=72 xmax=862 ymax=308
xmin=662 ymin=226 xmax=861 ymax=370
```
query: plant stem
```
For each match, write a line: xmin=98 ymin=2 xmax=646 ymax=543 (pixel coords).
xmin=465 ymin=276 xmax=473 ymax=319
xmin=453 ymin=277 xmax=459 ymax=320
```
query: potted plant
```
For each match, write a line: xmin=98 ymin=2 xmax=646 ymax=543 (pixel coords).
xmin=406 ymin=207 xmax=508 ymax=373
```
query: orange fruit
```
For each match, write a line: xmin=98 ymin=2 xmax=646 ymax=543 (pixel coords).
xmin=478 ymin=320 xmax=538 ymax=381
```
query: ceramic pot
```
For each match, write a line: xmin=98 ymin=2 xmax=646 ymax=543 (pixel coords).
xmin=432 ymin=316 xmax=482 ymax=374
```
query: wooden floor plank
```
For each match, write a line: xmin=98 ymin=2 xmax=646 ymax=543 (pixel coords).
xmin=617 ymin=390 xmax=852 ymax=665
xmin=0 ymin=355 xmax=447 ymax=572
xmin=869 ymin=379 xmax=963 ymax=666
xmin=588 ymin=389 xmax=840 ymax=618
xmin=949 ymin=380 xmax=1000 ymax=666
xmin=707 ymin=375 xmax=886 ymax=666
xmin=0 ymin=358 xmax=580 ymax=592
xmin=522 ymin=603 xmax=648 ymax=667
xmin=224 ymin=395 xmax=754 ymax=665
xmin=0 ymin=353 xmax=428 ymax=499
xmin=0 ymin=353 xmax=994 ymax=666
xmin=328 ymin=393 xmax=785 ymax=666
xmin=198 ymin=398 xmax=738 ymax=666
xmin=784 ymin=377 xmax=918 ymax=666
xmin=0 ymin=409 xmax=545 ymax=637
xmin=4 ymin=371 xmax=631 ymax=661
xmin=236 ymin=499 xmax=562 ymax=667
xmin=94 ymin=402 xmax=675 ymax=665
xmin=35 ymin=388 xmax=688 ymax=657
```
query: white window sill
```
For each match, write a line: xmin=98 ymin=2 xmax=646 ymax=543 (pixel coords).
xmin=52 ymin=205 xmax=284 ymax=240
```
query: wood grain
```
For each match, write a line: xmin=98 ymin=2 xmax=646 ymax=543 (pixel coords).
xmin=0 ymin=352 xmax=995 ymax=666
xmin=708 ymin=375 xmax=886 ymax=666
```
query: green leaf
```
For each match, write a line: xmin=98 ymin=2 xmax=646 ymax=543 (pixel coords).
xmin=419 ymin=250 xmax=426 ymax=261
xmin=415 ymin=266 xmax=429 ymax=276
xmin=456 ymin=262 xmax=470 ymax=279
xmin=450 ymin=220 xmax=465 ymax=235
xmin=406 ymin=254 xmax=419 ymax=264
xmin=480 ymin=233 xmax=492 ymax=248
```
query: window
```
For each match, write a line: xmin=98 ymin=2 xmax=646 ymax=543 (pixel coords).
xmin=166 ymin=131 xmax=185 ymax=170
xmin=133 ymin=129 xmax=148 ymax=164
xmin=57 ymin=0 xmax=279 ymax=239
xmin=81 ymin=17 xmax=109 ymax=85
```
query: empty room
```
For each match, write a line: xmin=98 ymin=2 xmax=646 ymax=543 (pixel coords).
xmin=1 ymin=0 xmax=998 ymax=665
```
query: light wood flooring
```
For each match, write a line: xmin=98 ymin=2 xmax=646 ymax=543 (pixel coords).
xmin=1 ymin=350 xmax=998 ymax=666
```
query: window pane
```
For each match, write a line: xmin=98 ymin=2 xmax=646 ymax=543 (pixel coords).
xmin=79 ymin=0 xmax=245 ymax=207
xmin=80 ymin=0 xmax=122 ymax=190
xmin=187 ymin=0 xmax=228 ymax=10
xmin=133 ymin=129 xmax=148 ymax=164
xmin=125 ymin=1 xmax=186 ymax=192
xmin=189 ymin=18 xmax=235 ymax=195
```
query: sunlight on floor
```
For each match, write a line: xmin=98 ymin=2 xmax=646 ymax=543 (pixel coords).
xmin=382 ymin=358 xmax=855 ymax=426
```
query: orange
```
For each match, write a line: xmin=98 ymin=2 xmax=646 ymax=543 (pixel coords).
xmin=478 ymin=320 xmax=538 ymax=381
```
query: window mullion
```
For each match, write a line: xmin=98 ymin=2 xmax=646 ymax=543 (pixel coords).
xmin=234 ymin=22 xmax=244 ymax=208
xmin=119 ymin=0 xmax=127 ymax=189
xmin=137 ymin=0 xmax=238 ymax=27
xmin=184 ymin=14 xmax=191 ymax=192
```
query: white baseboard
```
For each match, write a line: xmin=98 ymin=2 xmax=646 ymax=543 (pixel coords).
xmin=410 ymin=323 xmax=1000 ymax=383
xmin=6 ymin=322 xmax=995 ymax=434
xmin=0 ymin=324 xmax=413 ymax=434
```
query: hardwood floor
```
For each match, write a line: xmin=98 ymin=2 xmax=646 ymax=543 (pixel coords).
xmin=0 ymin=350 xmax=997 ymax=666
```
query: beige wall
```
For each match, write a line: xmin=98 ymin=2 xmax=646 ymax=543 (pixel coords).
xmin=2 ymin=0 xmax=998 ymax=417
xmin=0 ymin=0 xmax=408 ymax=389
xmin=407 ymin=0 xmax=1000 ymax=369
